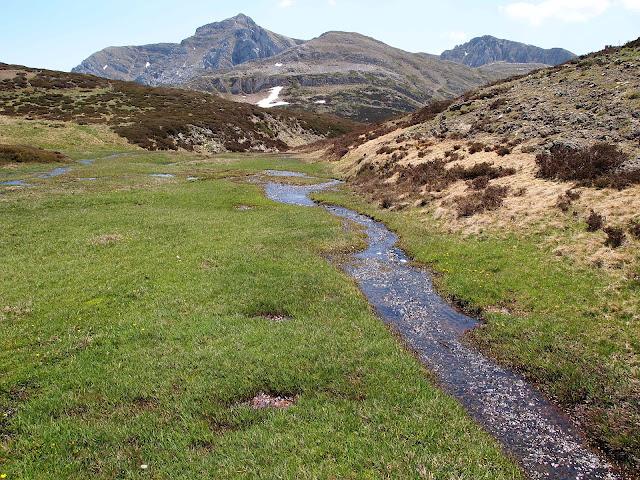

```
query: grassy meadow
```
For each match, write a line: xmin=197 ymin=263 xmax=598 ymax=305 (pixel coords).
xmin=0 ymin=121 xmax=522 ymax=479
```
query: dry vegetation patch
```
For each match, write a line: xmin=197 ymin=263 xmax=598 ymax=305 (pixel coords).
xmin=0 ymin=144 xmax=67 ymax=165
xmin=90 ymin=233 xmax=124 ymax=246
xmin=536 ymin=143 xmax=640 ymax=190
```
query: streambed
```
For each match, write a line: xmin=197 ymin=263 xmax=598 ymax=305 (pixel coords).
xmin=263 ymin=170 xmax=617 ymax=480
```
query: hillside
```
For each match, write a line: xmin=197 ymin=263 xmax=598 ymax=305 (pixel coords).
xmin=441 ymin=35 xmax=576 ymax=67
xmin=314 ymin=39 xmax=640 ymax=470
xmin=72 ymin=14 xmax=302 ymax=85
xmin=0 ymin=63 xmax=357 ymax=153
xmin=187 ymin=31 xmax=495 ymax=123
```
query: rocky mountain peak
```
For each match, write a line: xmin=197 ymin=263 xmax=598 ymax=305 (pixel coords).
xmin=73 ymin=14 xmax=301 ymax=85
xmin=194 ymin=13 xmax=257 ymax=36
xmin=441 ymin=36 xmax=576 ymax=67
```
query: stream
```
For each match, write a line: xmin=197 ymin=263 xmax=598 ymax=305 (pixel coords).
xmin=263 ymin=171 xmax=618 ymax=480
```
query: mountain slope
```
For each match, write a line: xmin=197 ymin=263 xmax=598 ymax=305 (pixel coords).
xmin=72 ymin=14 xmax=301 ymax=86
xmin=0 ymin=63 xmax=357 ymax=153
xmin=187 ymin=31 xmax=495 ymax=122
xmin=441 ymin=35 xmax=576 ymax=67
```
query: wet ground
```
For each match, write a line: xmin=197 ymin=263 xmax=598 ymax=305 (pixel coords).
xmin=262 ymin=170 xmax=618 ymax=480
xmin=0 ymin=152 xmax=135 ymax=187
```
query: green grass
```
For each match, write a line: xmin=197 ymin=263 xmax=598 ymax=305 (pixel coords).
xmin=314 ymin=187 xmax=640 ymax=469
xmin=0 ymin=151 xmax=521 ymax=479
xmin=0 ymin=117 xmax=136 ymax=160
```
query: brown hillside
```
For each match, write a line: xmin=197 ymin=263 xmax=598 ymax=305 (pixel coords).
xmin=0 ymin=63 xmax=358 ymax=153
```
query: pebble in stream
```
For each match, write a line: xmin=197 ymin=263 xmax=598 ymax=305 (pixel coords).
xmin=262 ymin=170 xmax=618 ymax=480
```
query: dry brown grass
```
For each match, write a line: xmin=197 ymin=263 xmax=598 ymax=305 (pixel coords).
xmin=336 ymin=130 xmax=640 ymax=272
xmin=90 ymin=233 xmax=124 ymax=246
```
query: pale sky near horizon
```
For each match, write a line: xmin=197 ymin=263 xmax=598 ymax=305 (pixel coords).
xmin=1 ymin=0 xmax=639 ymax=72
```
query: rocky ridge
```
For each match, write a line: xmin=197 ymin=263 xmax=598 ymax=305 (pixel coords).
xmin=72 ymin=14 xmax=301 ymax=86
xmin=441 ymin=35 xmax=576 ymax=67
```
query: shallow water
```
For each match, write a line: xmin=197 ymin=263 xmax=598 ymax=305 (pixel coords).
xmin=1 ymin=152 xmax=133 ymax=186
xmin=38 ymin=166 xmax=71 ymax=178
xmin=263 ymin=172 xmax=618 ymax=480
xmin=1 ymin=180 xmax=29 ymax=186
xmin=150 ymin=173 xmax=176 ymax=178
xmin=264 ymin=169 xmax=309 ymax=178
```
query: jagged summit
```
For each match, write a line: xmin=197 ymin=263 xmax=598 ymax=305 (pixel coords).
xmin=72 ymin=14 xmax=300 ymax=84
xmin=193 ymin=13 xmax=257 ymax=35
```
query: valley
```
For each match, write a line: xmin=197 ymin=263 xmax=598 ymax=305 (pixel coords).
xmin=1 ymin=8 xmax=639 ymax=480
xmin=0 ymin=136 xmax=525 ymax=479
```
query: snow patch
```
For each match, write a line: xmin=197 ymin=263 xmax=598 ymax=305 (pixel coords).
xmin=145 ymin=62 xmax=151 ymax=68
xmin=103 ymin=65 xmax=108 ymax=70
xmin=275 ymin=63 xmax=283 ymax=67
xmin=257 ymin=87 xmax=290 ymax=108
xmin=314 ymin=100 xmax=327 ymax=104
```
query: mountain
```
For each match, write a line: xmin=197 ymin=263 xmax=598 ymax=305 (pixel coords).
xmin=74 ymin=17 xmax=575 ymax=123
xmin=186 ymin=31 xmax=497 ymax=123
xmin=72 ymin=14 xmax=302 ymax=85
xmin=440 ymin=35 xmax=576 ymax=67
xmin=0 ymin=63 xmax=357 ymax=153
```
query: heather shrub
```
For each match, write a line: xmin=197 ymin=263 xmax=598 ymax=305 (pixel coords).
xmin=604 ymin=226 xmax=626 ymax=248
xmin=469 ymin=176 xmax=490 ymax=190
xmin=468 ymin=142 xmax=485 ymax=154
xmin=0 ymin=144 xmax=67 ymax=164
xmin=495 ymin=146 xmax=511 ymax=156
xmin=451 ymin=162 xmax=516 ymax=181
xmin=455 ymin=185 xmax=509 ymax=217
xmin=444 ymin=150 xmax=461 ymax=161
xmin=556 ymin=195 xmax=572 ymax=212
xmin=586 ymin=210 xmax=605 ymax=232
xmin=556 ymin=189 xmax=581 ymax=212
xmin=535 ymin=143 xmax=638 ymax=189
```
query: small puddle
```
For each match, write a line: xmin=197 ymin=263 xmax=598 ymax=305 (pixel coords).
xmin=264 ymin=169 xmax=309 ymax=178
xmin=38 ymin=166 xmax=71 ymax=179
xmin=1 ymin=180 xmax=29 ymax=186
xmin=2 ymin=152 xmax=133 ymax=187
xmin=150 ymin=173 xmax=175 ymax=178
xmin=262 ymin=171 xmax=618 ymax=480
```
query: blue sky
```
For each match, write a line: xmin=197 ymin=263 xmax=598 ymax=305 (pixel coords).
xmin=1 ymin=0 xmax=639 ymax=71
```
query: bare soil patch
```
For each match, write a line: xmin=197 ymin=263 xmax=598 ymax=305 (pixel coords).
xmin=245 ymin=392 xmax=297 ymax=410
xmin=90 ymin=233 xmax=124 ymax=246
